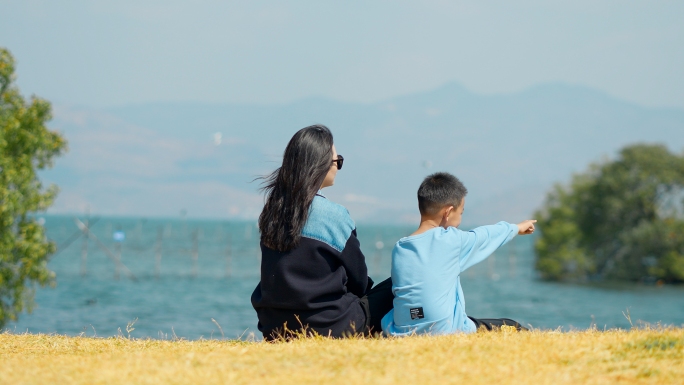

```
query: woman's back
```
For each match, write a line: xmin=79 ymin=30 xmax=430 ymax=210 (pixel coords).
xmin=251 ymin=195 xmax=370 ymax=339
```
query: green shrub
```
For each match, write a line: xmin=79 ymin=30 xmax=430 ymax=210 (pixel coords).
xmin=535 ymin=144 xmax=684 ymax=282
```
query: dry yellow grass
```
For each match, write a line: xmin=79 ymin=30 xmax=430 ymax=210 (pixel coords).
xmin=1 ymin=328 xmax=683 ymax=385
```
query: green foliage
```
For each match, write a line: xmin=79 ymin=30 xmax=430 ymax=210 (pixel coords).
xmin=0 ymin=48 xmax=67 ymax=328
xmin=535 ymin=144 xmax=684 ymax=282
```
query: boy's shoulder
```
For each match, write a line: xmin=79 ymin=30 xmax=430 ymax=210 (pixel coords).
xmin=394 ymin=227 xmax=464 ymax=251
xmin=397 ymin=226 xmax=462 ymax=243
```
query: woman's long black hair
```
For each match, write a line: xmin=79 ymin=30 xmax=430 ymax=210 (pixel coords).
xmin=258 ymin=125 xmax=334 ymax=252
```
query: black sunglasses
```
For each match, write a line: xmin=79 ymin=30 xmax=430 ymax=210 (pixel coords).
xmin=333 ymin=155 xmax=344 ymax=170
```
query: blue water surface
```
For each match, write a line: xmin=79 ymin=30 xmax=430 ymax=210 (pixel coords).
xmin=6 ymin=215 xmax=684 ymax=340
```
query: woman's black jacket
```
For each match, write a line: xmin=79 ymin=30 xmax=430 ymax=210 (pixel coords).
xmin=251 ymin=194 xmax=372 ymax=339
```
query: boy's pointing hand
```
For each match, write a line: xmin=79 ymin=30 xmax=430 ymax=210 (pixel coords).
xmin=517 ymin=220 xmax=537 ymax=235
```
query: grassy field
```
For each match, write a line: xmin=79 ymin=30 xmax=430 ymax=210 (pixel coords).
xmin=1 ymin=328 xmax=683 ymax=384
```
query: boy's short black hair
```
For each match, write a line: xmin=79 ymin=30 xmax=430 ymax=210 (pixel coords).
xmin=417 ymin=172 xmax=468 ymax=216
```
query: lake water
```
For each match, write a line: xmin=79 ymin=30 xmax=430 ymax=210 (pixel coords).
xmin=6 ymin=215 xmax=684 ymax=340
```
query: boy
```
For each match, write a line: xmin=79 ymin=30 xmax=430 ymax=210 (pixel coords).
xmin=381 ymin=172 xmax=536 ymax=336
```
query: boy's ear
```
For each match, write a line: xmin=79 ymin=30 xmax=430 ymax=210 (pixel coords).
xmin=444 ymin=205 xmax=454 ymax=218
xmin=438 ymin=206 xmax=454 ymax=227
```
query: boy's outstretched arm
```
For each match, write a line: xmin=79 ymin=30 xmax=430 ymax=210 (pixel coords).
xmin=458 ymin=220 xmax=537 ymax=272
xmin=458 ymin=222 xmax=518 ymax=272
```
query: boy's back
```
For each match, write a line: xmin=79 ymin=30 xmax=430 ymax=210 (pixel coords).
xmin=381 ymin=222 xmax=518 ymax=335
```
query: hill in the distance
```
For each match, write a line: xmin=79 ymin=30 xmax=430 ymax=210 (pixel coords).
xmin=43 ymin=82 xmax=684 ymax=225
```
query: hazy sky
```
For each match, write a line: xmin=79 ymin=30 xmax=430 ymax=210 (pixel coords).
xmin=2 ymin=1 xmax=683 ymax=108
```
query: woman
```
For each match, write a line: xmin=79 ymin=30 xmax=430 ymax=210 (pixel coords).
xmin=251 ymin=124 xmax=393 ymax=340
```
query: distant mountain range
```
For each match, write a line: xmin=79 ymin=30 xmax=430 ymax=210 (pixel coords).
xmin=42 ymin=82 xmax=684 ymax=225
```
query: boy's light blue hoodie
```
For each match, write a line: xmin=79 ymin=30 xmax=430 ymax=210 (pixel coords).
xmin=381 ymin=221 xmax=518 ymax=336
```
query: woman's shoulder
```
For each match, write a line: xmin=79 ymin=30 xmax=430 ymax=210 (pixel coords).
xmin=301 ymin=195 xmax=356 ymax=252
xmin=310 ymin=194 xmax=353 ymax=221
